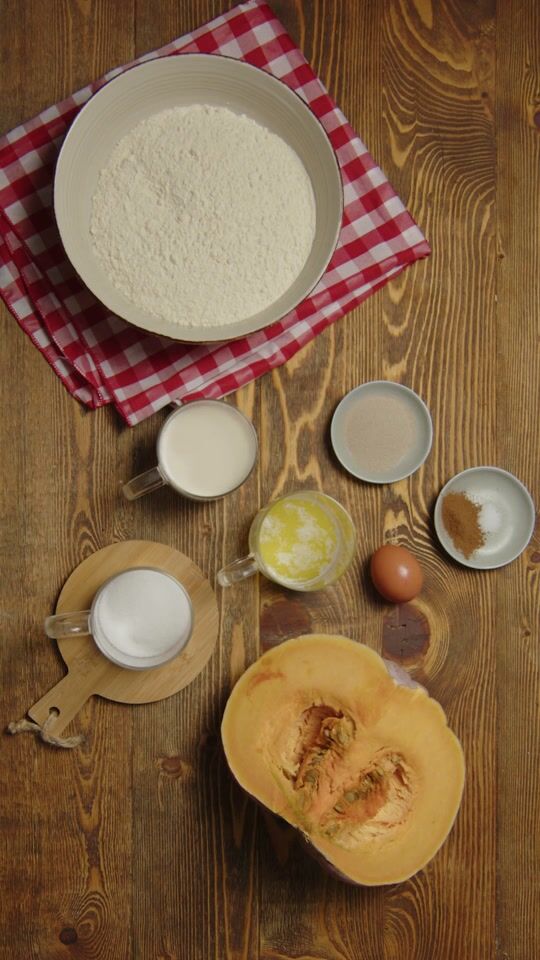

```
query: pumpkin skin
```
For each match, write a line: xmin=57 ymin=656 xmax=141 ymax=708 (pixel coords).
xmin=221 ymin=634 xmax=464 ymax=886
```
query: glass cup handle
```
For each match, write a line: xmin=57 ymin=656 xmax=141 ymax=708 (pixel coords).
xmin=217 ymin=554 xmax=259 ymax=587
xmin=122 ymin=465 xmax=165 ymax=501
xmin=45 ymin=611 xmax=91 ymax=639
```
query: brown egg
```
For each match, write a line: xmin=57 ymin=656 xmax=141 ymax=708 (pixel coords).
xmin=370 ymin=544 xmax=423 ymax=603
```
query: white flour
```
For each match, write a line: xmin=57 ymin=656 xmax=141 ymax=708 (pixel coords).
xmin=90 ymin=105 xmax=316 ymax=327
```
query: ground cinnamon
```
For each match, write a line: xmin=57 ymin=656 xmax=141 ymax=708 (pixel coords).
xmin=441 ymin=491 xmax=485 ymax=558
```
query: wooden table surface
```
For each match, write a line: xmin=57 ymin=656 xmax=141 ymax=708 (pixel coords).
xmin=1 ymin=2 xmax=539 ymax=958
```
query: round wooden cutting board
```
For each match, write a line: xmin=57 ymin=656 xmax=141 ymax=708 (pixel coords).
xmin=28 ymin=541 xmax=219 ymax=737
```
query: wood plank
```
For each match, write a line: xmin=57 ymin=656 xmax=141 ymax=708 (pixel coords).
xmin=0 ymin=2 xmax=135 ymax=959
xmin=495 ymin=0 xmax=540 ymax=957
xmin=257 ymin=1 xmax=500 ymax=958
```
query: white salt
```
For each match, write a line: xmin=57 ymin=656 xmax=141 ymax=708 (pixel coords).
xmin=478 ymin=500 xmax=502 ymax=536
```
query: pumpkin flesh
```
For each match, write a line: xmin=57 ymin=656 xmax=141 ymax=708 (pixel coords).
xmin=221 ymin=634 xmax=465 ymax=886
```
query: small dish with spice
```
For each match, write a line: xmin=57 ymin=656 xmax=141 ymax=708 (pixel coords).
xmin=434 ymin=466 xmax=535 ymax=569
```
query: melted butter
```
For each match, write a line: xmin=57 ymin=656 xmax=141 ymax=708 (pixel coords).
xmin=258 ymin=495 xmax=339 ymax=586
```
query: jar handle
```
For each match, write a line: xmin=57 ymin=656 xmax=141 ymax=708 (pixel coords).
xmin=217 ymin=554 xmax=258 ymax=587
xmin=122 ymin=465 xmax=165 ymax=500
xmin=44 ymin=610 xmax=91 ymax=639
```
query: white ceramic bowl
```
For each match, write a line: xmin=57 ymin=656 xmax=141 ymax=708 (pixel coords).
xmin=330 ymin=381 xmax=433 ymax=483
xmin=54 ymin=54 xmax=343 ymax=342
xmin=434 ymin=466 xmax=536 ymax=569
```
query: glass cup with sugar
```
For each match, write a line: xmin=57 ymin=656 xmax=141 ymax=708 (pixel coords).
xmin=122 ymin=399 xmax=258 ymax=502
xmin=217 ymin=490 xmax=356 ymax=591
xmin=44 ymin=568 xmax=193 ymax=670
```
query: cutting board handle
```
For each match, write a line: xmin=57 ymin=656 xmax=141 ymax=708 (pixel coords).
xmin=28 ymin=669 xmax=97 ymax=736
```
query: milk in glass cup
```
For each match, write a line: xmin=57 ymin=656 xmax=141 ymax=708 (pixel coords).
xmin=218 ymin=491 xmax=356 ymax=591
xmin=122 ymin=400 xmax=258 ymax=501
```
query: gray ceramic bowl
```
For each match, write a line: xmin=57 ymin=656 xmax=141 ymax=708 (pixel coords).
xmin=54 ymin=54 xmax=343 ymax=343
xmin=331 ymin=381 xmax=433 ymax=483
xmin=434 ymin=466 xmax=536 ymax=569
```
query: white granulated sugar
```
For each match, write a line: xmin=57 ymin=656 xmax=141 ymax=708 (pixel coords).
xmin=90 ymin=105 xmax=316 ymax=327
xmin=477 ymin=500 xmax=502 ymax=536
xmin=92 ymin=569 xmax=191 ymax=658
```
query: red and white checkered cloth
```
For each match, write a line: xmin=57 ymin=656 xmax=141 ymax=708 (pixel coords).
xmin=0 ymin=0 xmax=430 ymax=426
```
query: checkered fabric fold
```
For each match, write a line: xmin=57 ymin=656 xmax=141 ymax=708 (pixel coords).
xmin=0 ymin=0 xmax=430 ymax=425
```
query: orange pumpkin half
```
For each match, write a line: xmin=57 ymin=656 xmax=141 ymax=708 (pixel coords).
xmin=221 ymin=634 xmax=464 ymax=886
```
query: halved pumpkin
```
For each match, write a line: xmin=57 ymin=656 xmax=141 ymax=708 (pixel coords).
xmin=221 ymin=634 xmax=464 ymax=886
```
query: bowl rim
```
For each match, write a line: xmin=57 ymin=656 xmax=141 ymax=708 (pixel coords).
xmin=330 ymin=380 xmax=434 ymax=483
xmin=53 ymin=52 xmax=344 ymax=344
xmin=433 ymin=465 xmax=536 ymax=569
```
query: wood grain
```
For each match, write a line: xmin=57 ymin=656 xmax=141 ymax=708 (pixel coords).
xmin=1 ymin=1 xmax=539 ymax=959
xmin=495 ymin=1 xmax=540 ymax=957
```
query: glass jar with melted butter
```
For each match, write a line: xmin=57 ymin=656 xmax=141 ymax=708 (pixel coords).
xmin=218 ymin=491 xmax=356 ymax=591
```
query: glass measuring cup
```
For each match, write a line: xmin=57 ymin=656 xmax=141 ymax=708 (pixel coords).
xmin=44 ymin=568 xmax=193 ymax=670
xmin=122 ymin=400 xmax=258 ymax=502
xmin=217 ymin=490 xmax=356 ymax=591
